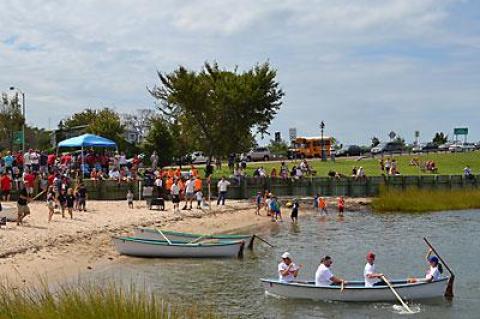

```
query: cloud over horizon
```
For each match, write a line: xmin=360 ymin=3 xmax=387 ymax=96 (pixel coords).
xmin=1 ymin=0 xmax=479 ymax=144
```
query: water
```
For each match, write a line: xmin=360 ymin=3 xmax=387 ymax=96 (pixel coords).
xmin=90 ymin=210 xmax=480 ymax=318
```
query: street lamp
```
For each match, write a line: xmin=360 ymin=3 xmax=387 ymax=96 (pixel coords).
xmin=9 ymin=87 xmax=26 ymax=153
xmin=320 ymin=121 xmax=326 ymax=161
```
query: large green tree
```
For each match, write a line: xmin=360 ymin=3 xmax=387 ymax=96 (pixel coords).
xmin=148 ymin=62 xmax=284 ymax=158
xmin=432 ymin=132 xmax=448 ymax=145
xmin=143 ymin=116 xmax=176 ymax=166
xmin=0 ymin=92 xmax=25 ymax=151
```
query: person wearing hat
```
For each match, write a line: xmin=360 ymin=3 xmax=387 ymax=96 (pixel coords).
xmin=364 ymin=251 xmax=383 ymax=287
xmin=408 ymin=249 xmax=443 ymax=283
xmin=315 ymin=256 xmax=347 ymax=286
xmin=278 ymin=252 xmax=302 ymax=282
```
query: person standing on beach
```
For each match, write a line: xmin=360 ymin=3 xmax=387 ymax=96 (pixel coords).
xmin=77 ymin=183 xmax=87 ymax=212
xmin=195 ymin=189 xmax=203 ymax=209
xmin=127 ymin=189 xmax=134 ymax=209
xmin=57 ymin=189 xmax=67 ymax=218
xmin=217 ymin=176 xmax=230 ymax=206
xmin=271 ymin=197 xmax=282 ymax=222
xmin=291 ymin=198 xmax=299 ymax=223
xmin=313 ymin=193 xmax=319 ymax=212
xmin=16 ymin=184 xmax=31 ymax=226
xmin=337 ymin=196 xmax=345 ymax=217
xmin=183 ymin=176 xmax=195 ymax=210
xmin=255 ymin=192 xmax=263 ymax=215
xmin=65 ymin=188 xmax=75 ymax=219
xmin=1 ymin=172 xmax=12 ymax=201
xmin=47 ymin=186 xmax=56 ymax=223
xmin=170 ymin=179 xmax=181 ymax=213
xmin=319 ymin=197 xmax=328 ymax=215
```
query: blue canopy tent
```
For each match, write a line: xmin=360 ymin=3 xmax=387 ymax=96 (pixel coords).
xmin=57 ymin=134 xmax=118 ymax=176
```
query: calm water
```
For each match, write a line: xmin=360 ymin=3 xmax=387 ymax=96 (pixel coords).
xmin=90 ymin=210 xmax=480 ymax=318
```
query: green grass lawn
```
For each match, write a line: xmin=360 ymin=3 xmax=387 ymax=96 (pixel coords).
xmin=209 ymin=151 xmax=479 ymax=178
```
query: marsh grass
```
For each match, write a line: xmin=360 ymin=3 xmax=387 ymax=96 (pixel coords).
xmin=372 ymin=188 xmax=480 ymax=213
xmin=0 ymin=281 xmax=220 ymax=319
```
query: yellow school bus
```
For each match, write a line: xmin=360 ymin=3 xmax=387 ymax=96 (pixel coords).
xmin=288 ymin=136 xmax=332 ymax=159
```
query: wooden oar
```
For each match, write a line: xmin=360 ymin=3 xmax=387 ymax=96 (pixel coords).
xmin=381 ymin=275 xmax=413 ymax=314
xmin=156 ymin=229 xmax=172 ymax=245
xmin=31 ymin=190 xmax=47 ymax=201
xmin=340 ymin=280 xmax=345 ymax=293
xmin=423 ymin=237 xmax=455 ymax=298
xmin=254 ymin=235 xmax=275 ymax=248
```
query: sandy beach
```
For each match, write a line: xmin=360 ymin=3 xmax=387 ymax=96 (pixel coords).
xmin=0 ymin=197 xmax=370 ymax=286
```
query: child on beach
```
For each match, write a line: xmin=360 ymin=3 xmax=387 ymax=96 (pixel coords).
xmin=65 ymin=188 xmax=75 ymax=219
xmin=291 ymin=199 xmax=299 ymax=223
xmin=270 ymin=197 xmax=282 ymax=222
xmin=255 ymin=192 xmax=262 ymax=215
xmin=77 ymin=183 xmax=87 ymax=212
xmin=127 ymin=190 xmax=134 ymax=209
xmin=196 ymin=190 xmax=203 ymax=209
xmin=57 ymin=189 xmax=67 ymax=218
xmin=337 ymin=196 xmax=345 ymax=217
xmin=319 ymin=197 xmax=328 ymax=215
xmin=47 ymin=186 xmax=56 ymax=223
xmin=313 ymin=193 xmax=319 ymax=212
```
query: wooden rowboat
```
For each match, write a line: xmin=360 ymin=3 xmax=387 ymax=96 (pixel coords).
xmin=261 ymin=277 xmax=449 ymax=302
xmin=112 ymin=236 xmax=245 ymax=258
xmin=133 ymin=227 xmax=255 ymax=248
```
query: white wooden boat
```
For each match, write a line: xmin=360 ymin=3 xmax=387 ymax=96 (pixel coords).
xmin=261 ymin=277 xmax=449 ymax=302
xmin=112 ymin=236 xmax=245 ymax=258
xmin=0 ymin=204 xmax=17 ymax=222
xmin=133 ymin=227 xmax=255 ymax=248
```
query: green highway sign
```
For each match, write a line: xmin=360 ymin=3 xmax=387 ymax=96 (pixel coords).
xmin=454 ymin=127 xmax=468 ymax=135
xmin=13 ymin=131 xmax=23 ymax=145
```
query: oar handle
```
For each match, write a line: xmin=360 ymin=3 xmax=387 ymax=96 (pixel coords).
xmin=254 ymin=235 xmax=275 ymax=248
xmin=423 ymin=237 xmax=455 ymax=277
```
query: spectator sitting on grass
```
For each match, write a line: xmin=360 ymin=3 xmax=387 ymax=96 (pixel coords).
xmin=356 ymin=167 xmax=366 ymax=180
xmin=464 ymin=166 xmax=474 ymax=180
xmin=109 ymin=167 xmax=121 ymax=181
xmin=351 ymin=166 xmax=357 ymax=177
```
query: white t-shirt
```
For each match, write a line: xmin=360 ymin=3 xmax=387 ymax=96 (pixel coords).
xmin=196 ymin=191 xmax=203 ymax=201
xmin=426 ymin=266 xmax=440 ymax=281
xmin=364 ymin=263 xmax=377 ymax=287
xmin=315 ymin=264 xmax=333 ymax=286
xmin=278 ymin=262 xmax=299 ymax=282
xmin=154 ymin=178 xmax=163 ymax=187
xmin=170 ymin=184 xmax=180 ymax=195
xmin=185 ymin=179 xmax=195 ymax=193
xmin=24 ymin=153 xmax=31 ymax=165
xmin=217 ymin=180 xmax=230 ymax=192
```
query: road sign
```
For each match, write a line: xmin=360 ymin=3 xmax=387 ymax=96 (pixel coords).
xmin=13 ymin=131 xmax=23 ymax=145
xmin=415 ymin=130 xmax=420 ymax=138
xmin=274 ymin=131 xmax=281 ymax=143
xmin=454 ymin=127 xmax=468 ymax=135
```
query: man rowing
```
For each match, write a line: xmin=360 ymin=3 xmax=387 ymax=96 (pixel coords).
xmin=315 ymin=256 xmax=347 ymax=286
xmin=278 ymin=252 xmax=302 ymax=282
xmin=364 ymin=251 xmax=384 ymax=287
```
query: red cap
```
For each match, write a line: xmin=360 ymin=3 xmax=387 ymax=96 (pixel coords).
xmin=366 ymin=251 xmax=375 ymax=259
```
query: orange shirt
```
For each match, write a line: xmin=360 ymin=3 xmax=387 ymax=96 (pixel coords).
xmin=191 ymin=167 xmax=199 ymax=177
xmin=178 ymin=179 xmax=185 ymax=192
xmin=194 ymin=178 xmax=202 ymax=191
xmin=175 ymin=168 xmax=181 ymax=177
xmin=319 ymin=198 xmax=326 ymax=209
xmin=167 ymin=169 xmax=174 ymax=178
xmin=166 ymin=178 xmax=174 ymax=191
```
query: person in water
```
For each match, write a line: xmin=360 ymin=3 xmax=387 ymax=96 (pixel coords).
xmin=291 ymin=198 xmax=299 ymax=223
xmin=337 ymin=196 xmax=345 ymax=217
xmin=278 ymin=252 xmax=302 ymax=282
xmin=408 ymin=249 xmax=443 ymax=283
xmin=315 ymin=256 xmax=347 ymax=286
xmin=364 ymin=251 xmax=384 ymax=287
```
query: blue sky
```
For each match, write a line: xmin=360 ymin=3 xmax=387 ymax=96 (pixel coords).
xmin=1 ymin=0 xmax=479 ymax=145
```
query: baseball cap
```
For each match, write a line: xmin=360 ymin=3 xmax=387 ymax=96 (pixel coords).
xmin=281 ymin=252 xmax=292 ymax=260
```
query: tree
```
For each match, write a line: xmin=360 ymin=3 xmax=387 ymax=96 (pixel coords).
xmin=142 ymin=116 xmax=175 ymax=166
xmin=148 ymin=61 xmax=284 ymax=158
xmin=64 ymin=108 xmax=97 ymax=128
xmin=0 ymin=92 xmax=25 ymax=151
xmin=268 ymin=139 xmax=289 ymax=156
xmin=371 ymin=137 xmax=380 ymax=147
xmin=432 ymin=132 xmax=448 ymax=145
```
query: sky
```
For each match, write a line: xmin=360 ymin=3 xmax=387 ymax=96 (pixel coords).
xmin=1 ymin=0 xmax=479 ymax=146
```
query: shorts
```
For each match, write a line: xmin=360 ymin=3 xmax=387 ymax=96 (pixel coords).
xmin=172 ymin=195 xmax=180 ymax=203
xmin=47 ymin=201 xmax=55 ymax=209
xmin=26 ymin=187 xmax=34 ymax=194
xmin=186 ymin=192 xmax=194 ymax=200
xmin=291 ymin=209 xmax=298 ymax=218
xmin=17 ymin=204 xmax=30 ymax=217
xmin=1 ymin=189 xmax=10 ymax=196
xmin=78 ymin=197 xmax=86 ymax=205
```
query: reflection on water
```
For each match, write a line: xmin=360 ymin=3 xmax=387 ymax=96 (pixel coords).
xmin=92 ymin=210 xmax=480 ymax=318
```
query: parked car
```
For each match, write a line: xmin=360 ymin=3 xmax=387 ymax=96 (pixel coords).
xmin=371 ymin=142 xmax=403 ymax=154
xmin=412 ymin=144 xmax=424 ymax=153
xmin=422 ymin=143 xmax=439 ymax=152
xmin=449 ymin=143 xmax=476 ymax=152
xmin=335 ymin=145 xmax=362 ymax=157
xmin=246 ymin=147 xmax=271 ymax=161
xmin=438 ymin=142 xmax=453 ymax=151
xmin=475 ymin=142 xmax=480 ymax=150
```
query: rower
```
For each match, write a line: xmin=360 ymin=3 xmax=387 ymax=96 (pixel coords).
xmin=408 ymin=249 xmax=443 ymax=283
xmin=315 ymin=256 xmax=347 ymax=286
xmin=278 ymin=252 xmax=302 ymax=283
xmin=364 ymin=251 xmax=384 ymax=287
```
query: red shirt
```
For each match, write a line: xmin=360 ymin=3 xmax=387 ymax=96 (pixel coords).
xmin=24 ymin=173 xmax=35 ymax=187
xmin=16 ymin=153 xmax=24 ymax=166
xmin=0 ymin=175 xmax=12 ymax=191
xmin=48 ymin=174 xmax=55 ymax=186
xmin=47 ymin=154 xmax=56 ymax=165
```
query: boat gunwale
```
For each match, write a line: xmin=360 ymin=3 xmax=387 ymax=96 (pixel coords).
xmin=113 ymin=236 xmax=245 ymax=247
xmin=136 ymin=227 xmax=252 ymax=240
xmin=260 ymin=277 xmax=449 ymax=290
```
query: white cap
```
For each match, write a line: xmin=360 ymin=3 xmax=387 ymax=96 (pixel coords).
xmin=281 ymin=252 xmax=292 ymax=259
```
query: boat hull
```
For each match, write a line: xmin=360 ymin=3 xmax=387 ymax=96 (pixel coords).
xmin=133 ymin=227 xmax=255 ymax=248
xmin=261 ymin=278 xmax=449 ymax=302
xmin=113 ymin=237 xmax=244 ymax=258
